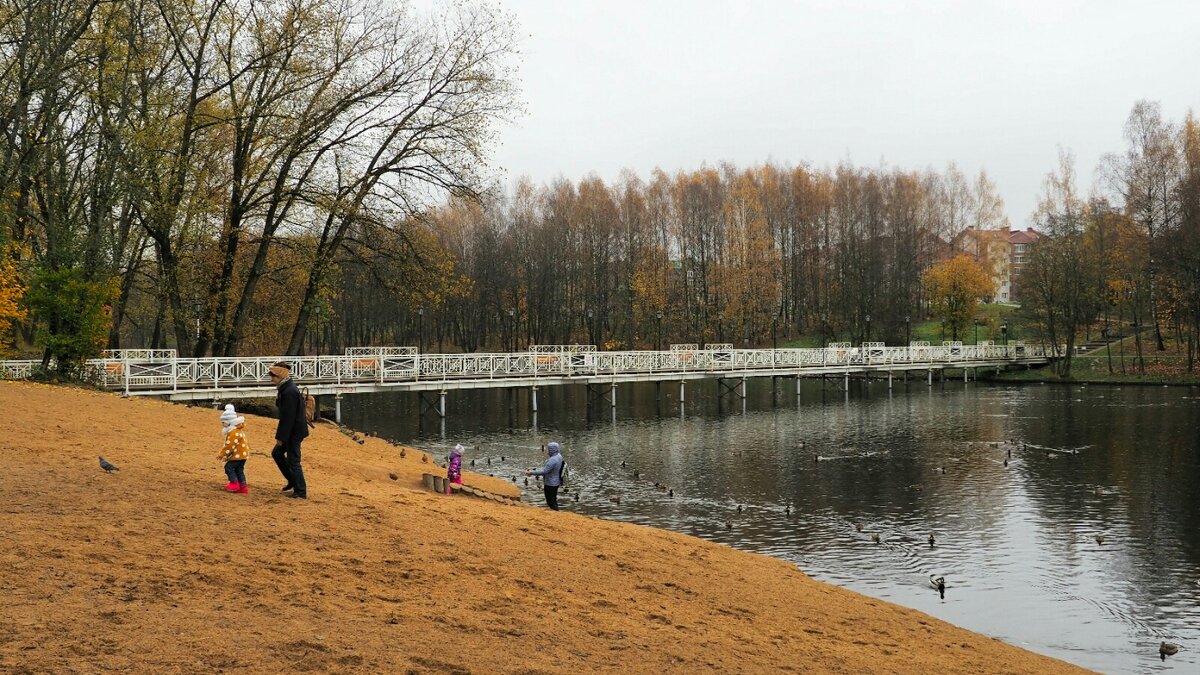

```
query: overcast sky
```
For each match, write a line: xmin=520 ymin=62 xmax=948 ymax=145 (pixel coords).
xmin=488 ymin=0 xmax=1200 ymax=226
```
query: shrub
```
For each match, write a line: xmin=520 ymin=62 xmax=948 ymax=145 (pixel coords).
xmin=24 ymin=267 xmax=118 ymax=377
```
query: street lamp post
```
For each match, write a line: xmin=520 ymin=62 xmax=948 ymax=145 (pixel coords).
xmin=508 ymin=308 xmax=515 ymax=352
xmin=717 ymin=312 xmax=724 ymax=343
xmin=820 ymin=313 xmax=827 ymax=347
xmin=655 ymin=310 xmax=663 ymax=351
xmin=974 ymin=319 xmax=981 ymax=345
xmin=417 ymin=307 xmax=424 ymax=352
xmin=1001 ymin=321 xmax=1008 ymax=346
xmin=587 ymin=309 xmax=594 ymax=346
xmin=864 ymin=314 xmax=870 ymax=343
xmin=771 ymin=318 xmax=777 ymax=350
xmin=313 ymin=303 xmax=323 ymax=353
xmin=904 ymin=315 xmax=911 ymax=346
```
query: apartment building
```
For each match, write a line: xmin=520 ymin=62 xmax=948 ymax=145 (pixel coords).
xmin=951 ymin=227 xmax=1040 ymax=303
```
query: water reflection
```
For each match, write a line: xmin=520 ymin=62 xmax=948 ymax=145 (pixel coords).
xmin=345 ymin=380 xmax=1200 ymax=674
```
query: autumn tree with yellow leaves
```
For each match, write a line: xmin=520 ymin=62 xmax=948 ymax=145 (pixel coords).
xmin=0 ymin=245 xmax=26 ymax=356
xmin=923 ymin=255 xmax=992 ymax=342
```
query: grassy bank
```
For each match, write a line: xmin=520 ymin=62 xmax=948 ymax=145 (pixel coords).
xmin=989 ymin=333 xmax=1200 ymax=386
xmin=782 ymin=303 xmax=1023 ymax=348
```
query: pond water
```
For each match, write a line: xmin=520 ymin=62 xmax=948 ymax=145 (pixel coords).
xmin=341 ymin=379 xmax=1200 ymax=674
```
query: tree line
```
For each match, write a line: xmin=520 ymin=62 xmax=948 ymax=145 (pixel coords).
xmin=412 ymin=161 xmax=1007 ymax=354
xmin=0 ymin=0 xmax=519 ymax=369
xmin=1021 ymin=101 xmax=1200 ymax=377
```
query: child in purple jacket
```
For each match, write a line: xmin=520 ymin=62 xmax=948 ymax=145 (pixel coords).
xmin=446 ymin=444 xmax=464 ymax=493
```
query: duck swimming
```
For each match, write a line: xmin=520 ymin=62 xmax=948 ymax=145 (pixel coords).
xmin=1160 ymin=641 xmax=1179 ymax=661
xmin=930 ymin=575 xmax=945 ymax=600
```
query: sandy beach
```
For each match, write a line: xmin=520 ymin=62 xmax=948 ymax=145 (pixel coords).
xmin=0 ymin=380 xmax=1090 ymax=673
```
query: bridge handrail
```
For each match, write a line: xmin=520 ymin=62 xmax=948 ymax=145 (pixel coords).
xmin=102 ymin=348 xmax=178 ymax=360
xmin=0 ymin=343 xmax=1053 ymax=393
xmin=530 ymin=344 xmax=596 ymax=354
xmin=345 ymin=346 xmax=417 ymax=357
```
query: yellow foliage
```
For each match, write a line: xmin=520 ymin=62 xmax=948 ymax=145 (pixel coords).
xmin=0 ymin=243 xmax=28 ymax=356
xmin=923 ymin=255 xmax=992 ymax=341
xmin=715 ymin=170 xmax=780 ymax=337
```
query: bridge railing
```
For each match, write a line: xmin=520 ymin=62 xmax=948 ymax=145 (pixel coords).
xmin=0 ymin=359 xmax=39 ymax=379
xmin=0 ymin=342 xmax=1052 ymax=393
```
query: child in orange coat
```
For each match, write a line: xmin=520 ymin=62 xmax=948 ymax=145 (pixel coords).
xmin=217 ymin=404 xmax=251 ymax=494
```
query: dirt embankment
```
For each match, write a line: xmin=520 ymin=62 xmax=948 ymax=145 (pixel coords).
xmin=0 ymin=381 xmax=1090 ymax=674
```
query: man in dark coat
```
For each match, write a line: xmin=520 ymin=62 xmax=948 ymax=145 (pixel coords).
xmin=269 ymin=361 xmax=309 ymax=499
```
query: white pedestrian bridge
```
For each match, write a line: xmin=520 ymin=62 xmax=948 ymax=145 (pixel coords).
xmin=0 ymin=341 xmax=1051 ymax=419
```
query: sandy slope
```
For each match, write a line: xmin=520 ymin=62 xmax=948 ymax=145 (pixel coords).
xmin=0 ymin=381 xmax=1090 ymax=674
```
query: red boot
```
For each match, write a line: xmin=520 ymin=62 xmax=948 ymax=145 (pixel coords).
xmin=236 ymin=483 xmax=249 ymax=494
xmin=224 ymin=481 xmax=239 ymax=491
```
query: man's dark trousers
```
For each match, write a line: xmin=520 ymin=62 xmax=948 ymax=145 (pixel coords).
xmin=273 ymin=437 xmax=306 ymax=495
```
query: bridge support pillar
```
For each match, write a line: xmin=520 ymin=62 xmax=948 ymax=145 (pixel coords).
xmin=963 ymin=368 xmax=968 ymax=383
xmin=844 ymin=372 xmax=849 ymax=390
xmin=739 ymin=376 xmax=747 ymax=399
xmin=679 ymin=380 xmax=686 ymax=403
xmin=438 ymin=390 xmax=446 ymax=418
xmin=888 ymin=372 xmax=893 ymax=390
xmin=531 ymin=386 xmax=538 ymax=413
xmin=335 ymin=394 xmax=343 ymax=425
xmin=796 ymin=375 xmax=802 ymax=397
xmin=927 ymin=369 xmax=933 ymax=385
xmin=610 ymin=383 xmax=617 ymax=409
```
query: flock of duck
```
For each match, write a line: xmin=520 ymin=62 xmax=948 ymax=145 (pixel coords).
xmin=447 ymin=438 xmax=1183 ymax=665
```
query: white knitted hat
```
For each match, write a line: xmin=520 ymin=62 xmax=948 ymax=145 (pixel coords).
xmin=220 ymin=404 xmax=238 ymax=425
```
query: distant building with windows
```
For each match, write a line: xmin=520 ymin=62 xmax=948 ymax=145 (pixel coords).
xmin=950 ymin=227 xmax=1041 ymax=303
xmin=1007 ymin=228 xmax=1039 ymax=301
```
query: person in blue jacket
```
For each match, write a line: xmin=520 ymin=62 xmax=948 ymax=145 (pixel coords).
xmin=525 ymin=441 xmax=564 ymax=510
